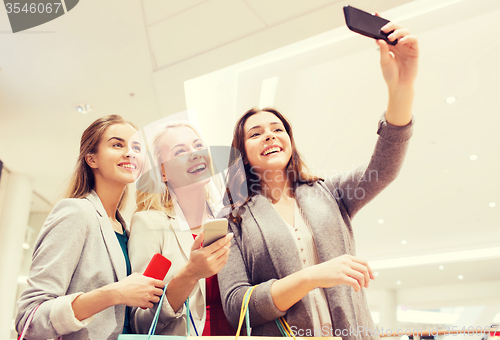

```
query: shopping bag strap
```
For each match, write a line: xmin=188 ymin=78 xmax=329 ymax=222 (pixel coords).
xmin=275 ymin=317 xmax=296 ymax=339
xmin=18 ymin=304 xmax=62 ymax=340
xmin=148 ymin=288 xmax=197 ymax=336
xmin=234 ymin=285 xmax=296 ymax=340
xmin=18 ymin=304 xmax=40 ymax=340
xmin=235 ymin=285 xmax=258 ymax=340
xmin=148 ymin=288 xmax=166 ymax=336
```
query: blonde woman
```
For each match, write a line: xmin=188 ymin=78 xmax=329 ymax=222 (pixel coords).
xmin=15 ymin=115 xmax=164 ymax=340
xmin=128 ymin=121 xmax=233 ymax=335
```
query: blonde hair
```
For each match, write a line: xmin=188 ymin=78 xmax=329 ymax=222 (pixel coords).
xmin=65 ymin=115 xmax=137 ymax=211
xmin=135 ymin=122 xmax=216 ymax=214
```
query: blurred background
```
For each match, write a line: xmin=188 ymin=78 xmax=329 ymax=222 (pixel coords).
xmin=0 ymin=0 xmax=499 ymax=339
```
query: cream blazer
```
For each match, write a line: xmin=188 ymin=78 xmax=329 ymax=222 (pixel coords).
xmin=128 ymin=210 xmax=206 ymax=335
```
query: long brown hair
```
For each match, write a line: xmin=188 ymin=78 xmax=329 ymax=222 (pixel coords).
xmin=225 ymin=107 xmax=320 ymax=220
xmin=65 ymin=115 xmax=137 ymax=210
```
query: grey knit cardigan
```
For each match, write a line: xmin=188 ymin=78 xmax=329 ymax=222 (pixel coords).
xmin=217 ymin=116 xmax=413 ymax=340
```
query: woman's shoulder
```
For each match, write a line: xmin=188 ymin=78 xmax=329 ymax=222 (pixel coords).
xmin=49 ymin=197 xmax=96 ymax=221
xmin=38 ymin=198 xmax=97 ymax=239
xmin=131 ymin=209 xmax=174 ymax=230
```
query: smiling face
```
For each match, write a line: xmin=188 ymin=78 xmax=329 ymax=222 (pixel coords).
xmin=243 ymin=111 xmax=292 ymax=176
xmin=157 ymin=125 xmax=211 ymax=190
xmin=86 ymin=123 xmax=143 ymax=187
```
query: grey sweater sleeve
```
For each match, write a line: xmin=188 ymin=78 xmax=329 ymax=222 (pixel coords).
xmin=325 ymin=114 xmax=414 ymax=219
xmin=15 ymin=200 xmax=90 ymax=339
xmin=218 ymin=220 xmax=286 ymax=329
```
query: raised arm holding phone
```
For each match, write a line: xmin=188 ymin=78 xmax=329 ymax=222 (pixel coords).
xmin=218 ymin=10 xmax=418 ymax=340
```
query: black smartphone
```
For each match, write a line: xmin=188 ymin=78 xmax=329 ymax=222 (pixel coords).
xmin=343 ymin=5 xmax=397 ymax=46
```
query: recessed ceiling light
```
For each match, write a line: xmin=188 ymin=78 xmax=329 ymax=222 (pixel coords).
xmin=489 ymin=202 xmax=496 ymax=208
xmin=22 ymin=243 xmax=29 ymax=250
xmin=76 ymin=104 xmax=93 ymax=114
xmin=396 ymin=280 xmax=402 ymax=285
xmin=446 ymin=96 xmax=456 ymax=104
xmin=374 ymin=271 xmax=379 ymax=277
xmin=458 ymin=275 xmax=464 ymax=280
xmin=439 ymin=265 xmax=444 ymax=270
xmin=469 ymin=154 xmax=478 ymax=161
xmin=378 ymin=219 xmax=384 ymax=224
xmin=401 ymin=240 xmax=407 ymax=245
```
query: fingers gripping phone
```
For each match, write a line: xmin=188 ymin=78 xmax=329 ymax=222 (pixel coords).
xmin=202 ymin=218 xmax=228 ymax=247
xmin=343 ymin=5 xmax=397 ymax=45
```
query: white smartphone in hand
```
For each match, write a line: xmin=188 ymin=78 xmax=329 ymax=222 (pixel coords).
xmin=203 ymin=218 xmax=228 ymax=246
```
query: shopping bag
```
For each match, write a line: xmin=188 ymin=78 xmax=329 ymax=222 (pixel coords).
xmin=119 ymin=288 xmax=188 ymax=339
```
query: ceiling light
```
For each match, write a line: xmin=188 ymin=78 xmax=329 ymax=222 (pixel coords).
xmin=489 ymin=202 xmax=496 ymax=208
xmin=401 ymin=240 xmax=407 ymax=245
xmin=22 ymin=243 xmax=29 ymax=249
xmin=458 ymin=275 xmax=464 ymax=280
xmin=470 ymin=154 xmax=478 ymax=161
xmin=396 ymin=280 xmax=401 ymax=285
xmin=76 ymin=104 xmax=93 ymax=114
xmin=378 ymin=219 xmax=384 ymax=224
xmin=439 ymin=265 xmax=444 ymax=270
xmin=445 ymin=96 xmax=456 ymax=104
xmin=374 ymin=271 xmax=379 ymax=277
xmin=370 ymin=247 xmax=500 ymax=270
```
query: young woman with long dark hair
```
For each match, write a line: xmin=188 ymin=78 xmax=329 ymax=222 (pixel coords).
xmin=218 ymin=22 xmax=418 ymax=340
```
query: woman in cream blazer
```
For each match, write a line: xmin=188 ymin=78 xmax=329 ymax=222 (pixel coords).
xmin=129 ymin=121 xmax=232 ymax=335
xmin=128 ymin=209 xmax=206 ymax=335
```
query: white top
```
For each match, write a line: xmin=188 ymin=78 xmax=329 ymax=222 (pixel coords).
xmin=275 ymin=202 xmax=333 ymax=336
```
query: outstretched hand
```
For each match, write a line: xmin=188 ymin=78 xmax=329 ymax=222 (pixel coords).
xmin=309 ymin=254 xmax=375 ymax=292
xmin=376 ymin=17 xmax=419 ymax=90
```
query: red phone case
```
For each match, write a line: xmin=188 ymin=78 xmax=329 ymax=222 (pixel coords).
xmin=143 ymin=253 xmax=172 ymax=280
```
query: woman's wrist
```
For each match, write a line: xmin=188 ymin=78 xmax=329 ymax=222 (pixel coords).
xmin=98 ymin=283 xmax=123 ymax=306
xmin=174 ymin=264 xmax=200 ymax=287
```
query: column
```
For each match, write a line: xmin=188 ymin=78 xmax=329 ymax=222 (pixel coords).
xmin=0 ymin=173 xmax=33 ymax=339
xmin=378 ymin=288 xmax=399 ymax=334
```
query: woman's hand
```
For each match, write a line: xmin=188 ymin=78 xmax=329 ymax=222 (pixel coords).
xmin=307 ymin=254 xmax=375 ymax=292
xmin=72 ymin=273 xmax=165 ymax=320
xmin=185 ymin=231 xmax=233 ymax=280
xmin=111 ymin=272 xmax=165 ymax=308
xmin=270 ymin=254 xmax=374 ymax=312
xmin=377 ymin=19 xmax=419 ymax=90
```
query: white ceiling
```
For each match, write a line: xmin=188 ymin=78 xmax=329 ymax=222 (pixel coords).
xmin=1 ymin=0 xmax=499 ymax=303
